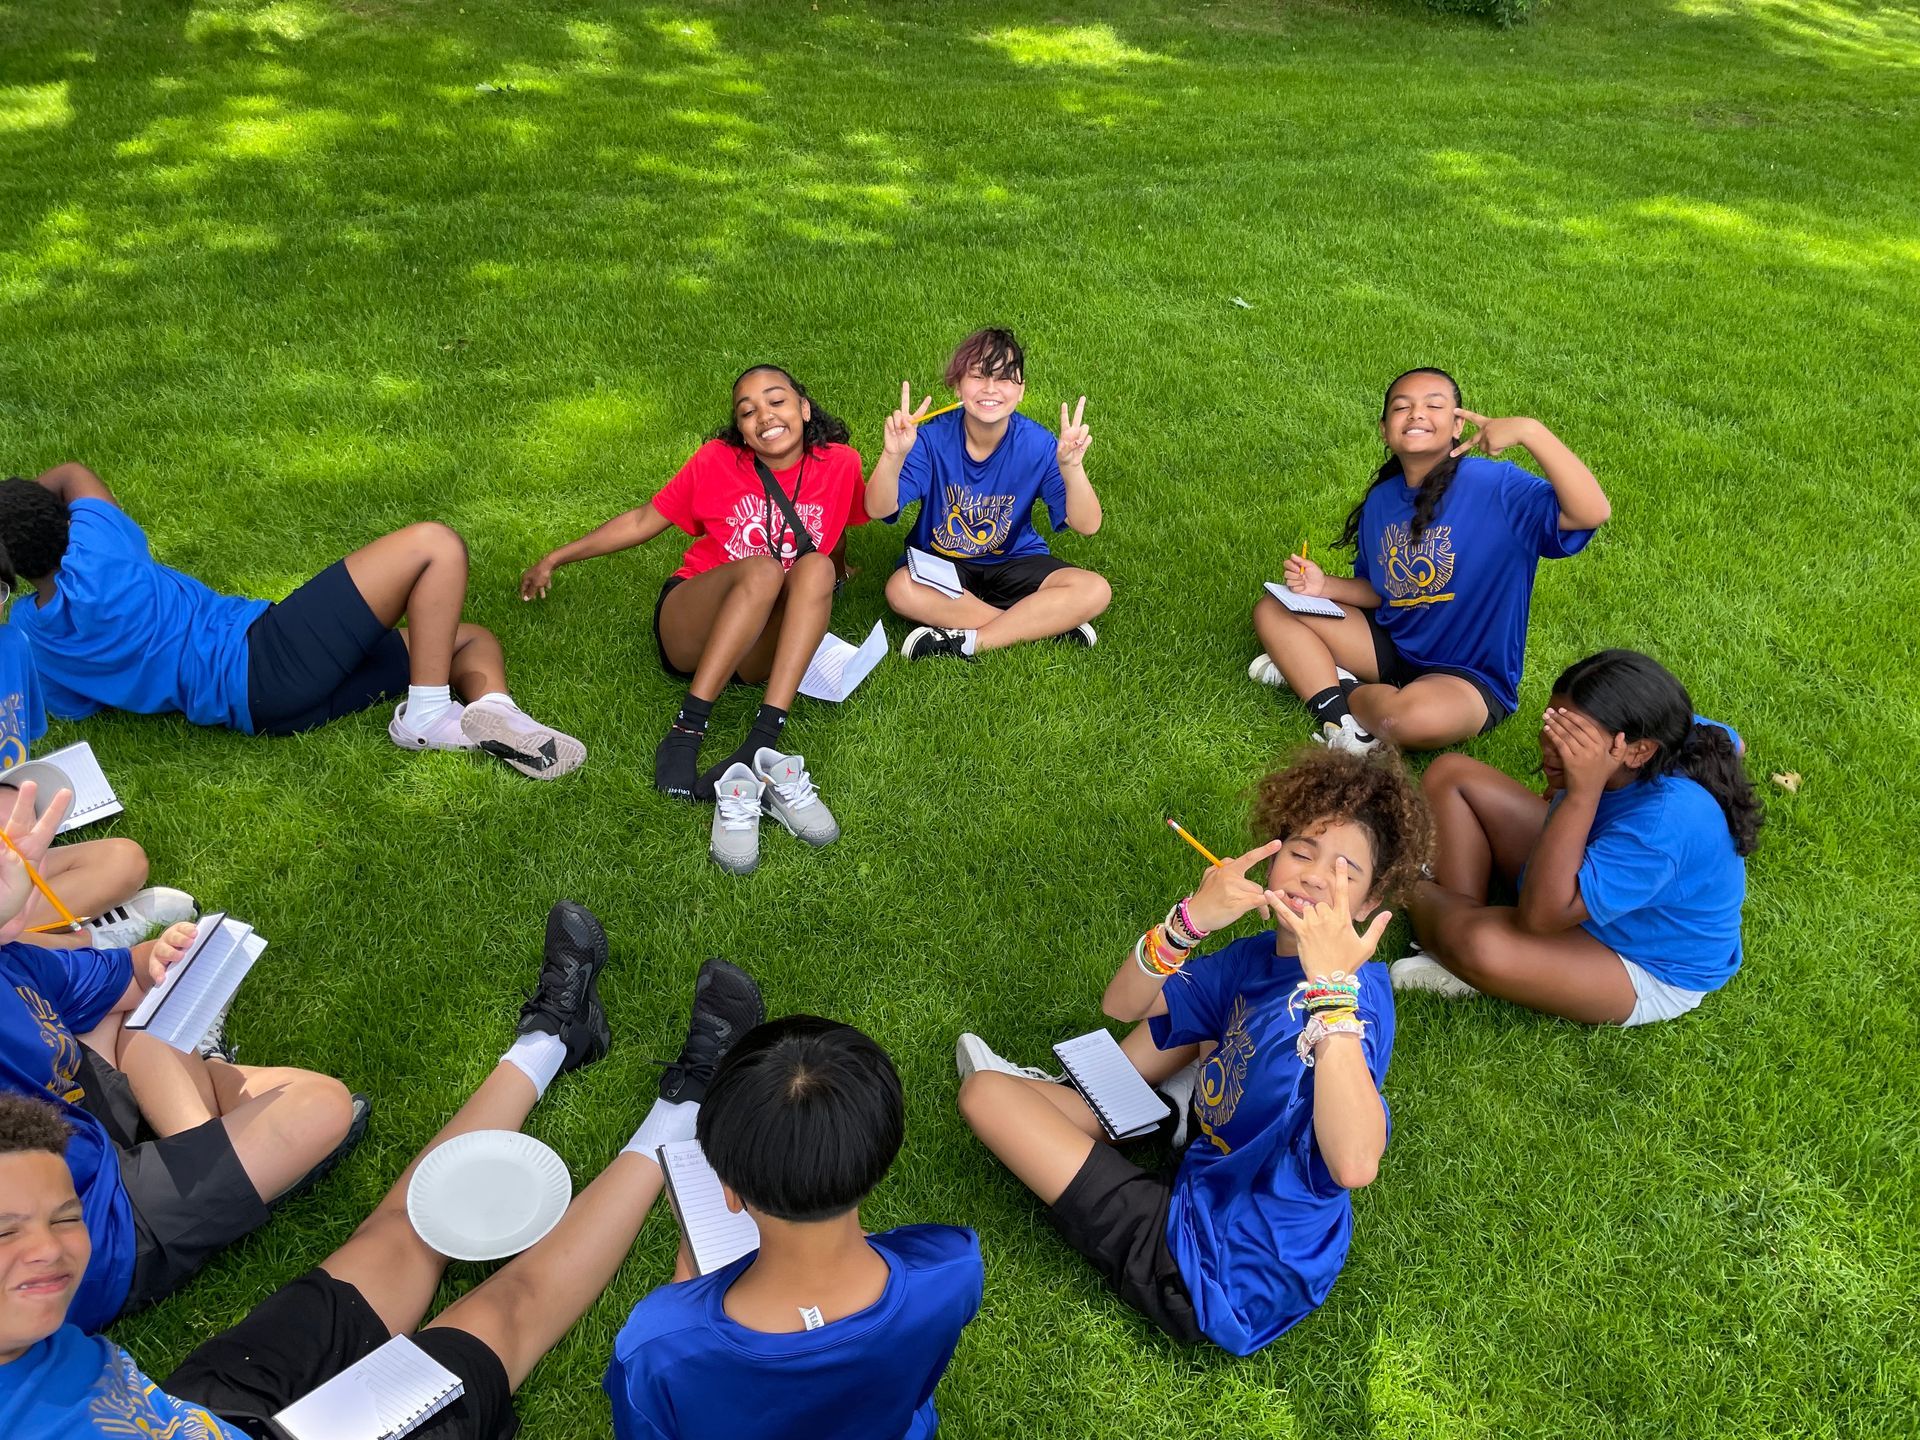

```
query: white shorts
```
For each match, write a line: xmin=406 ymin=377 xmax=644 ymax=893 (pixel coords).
xmin=1618 ymin=956 xmax=1708 ymax=1027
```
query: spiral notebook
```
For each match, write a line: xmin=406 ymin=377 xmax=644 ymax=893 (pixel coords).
xmin=0 ymin=741 xmax=123 ymax=832
xmin=1053 ymin=1030 xmax=1171 ymax=1142
xmin=125 ymin=912 xmax=268 ymax=1053
xmin=269 ymin=1334 xmax=462 ymax=1440
xmin=1263 ymin=580 xmax=1345 ymax=620
xmin=658 ymin=1138 xmax=761 ymax=1275
xmin=906 ymin=547 xmax=964 ymax=599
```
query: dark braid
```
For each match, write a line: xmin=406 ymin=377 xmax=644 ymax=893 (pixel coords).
xmin=711 ymin=366 xmax=851 ymax=455
xmin=1336 ymin=368 xmax=1465 ymax=552
xmin=1552 ymin=649 xmax=1764 ymax=857
xmin=0 ymin=477 xmax=70 ymax=586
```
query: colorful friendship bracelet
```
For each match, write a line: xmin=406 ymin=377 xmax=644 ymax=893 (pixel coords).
xmin=1297 ymin=1011 xmax=1365 ymax=1065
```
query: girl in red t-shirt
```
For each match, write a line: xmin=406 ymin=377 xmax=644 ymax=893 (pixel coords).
xmin=521 ymin=366 xmax=866 ymax=806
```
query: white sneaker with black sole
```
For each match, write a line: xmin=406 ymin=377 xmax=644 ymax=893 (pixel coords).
xmin=88 ymin=887 xmax=199 ymax=950
xmin=1314 ymin=713 xmax=1382 ymax=755
xmin=1057 ymin=622 xmax=1097 ymax=647
xmin=955 ymin=1032 xmax=1060 ymax=1083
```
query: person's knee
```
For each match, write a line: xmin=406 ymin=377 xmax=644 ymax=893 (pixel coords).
xmin=1251 ymin=594 xmax=1302 ymax=645
xmin=103 ymin=838 xmax=149 ymax=892
xmin=1434 ymin=910 xmax=1506 ymax=983
xmin=786 ymin=551 xmax=836 ymax=590
xmin=454 ymin=620 xmax=498 ymax=650
xmin=957 ymin=1071 xmax=1011 ymax=1130
xmin=883 ymin=565 xmax=918 ymax=610
xmin=1422 ymin=751 xmax=1477 ymax=798
xmin=1072 ymin=569 xmax=1112 ymax=618
xmin=733 ymin=554 xmax=785 ymax=600
xmin=400 ymin=520 xmax=468 ymax=565
xmin=287 ymin=1073 xmax=355 ymax=1151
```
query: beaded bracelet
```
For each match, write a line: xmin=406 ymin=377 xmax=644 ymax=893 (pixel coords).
xmin=1134 ymin=927 xmax=1185 ymax=978
xmin=1177 ymin=897 xmax=1210 ymax=941
xmin=1287 ymin=972 xmax=1361 ymax=1020
xmin=1146 ymin=925 xmax=1187 ymax=975
xmin=1296 ymin=1011 xmax=1365 ymax=1065
xmin=1163 ymin=905 xmax=1201 ymax=952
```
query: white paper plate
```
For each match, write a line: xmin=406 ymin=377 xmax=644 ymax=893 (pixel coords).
xmin=406 ymin=1130 xmax=571 ymax=1261
xmin=2 ymin=761 xmax=73 ymax=818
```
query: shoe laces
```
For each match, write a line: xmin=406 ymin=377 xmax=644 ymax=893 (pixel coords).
xmin=765 ymin=762 xmax=818 ymax=812
xmin=717 ymin=783 xmax=761 ymax=831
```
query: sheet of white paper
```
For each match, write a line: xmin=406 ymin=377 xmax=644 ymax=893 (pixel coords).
xmin=1 ymin=741 xmax=123 ymax=833
xmin=797 ymin=620 xmax=887 ymax=703
xmin=1264 ymin=580 xmax=1346 ymax=620
xmin=660 ymin=1138 xmax=761 ymax=1275
xmin=906 ymin=547 xmax=963 ymax=599
xmin=1054 ymin=1030 xmax=1171 ymax=1140
xmin=273 ymin=1334 xmax=463 ymax=1440
xmin=128 ymin=915 xmax=264 ymax=1052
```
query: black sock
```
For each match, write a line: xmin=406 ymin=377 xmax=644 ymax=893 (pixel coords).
xmin=1306 ymin=685 xmax=1351 ymax=726
xmin=699 ymin=703 xmax=790 ymax=790
xmin=654 ymin=695 xmax=713 ymax=800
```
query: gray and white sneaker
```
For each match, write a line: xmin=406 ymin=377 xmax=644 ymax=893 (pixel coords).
xmin=1389 ymin=945 xmax=1480 ymax=999
xmin=753 ymin=748 xmax=839 ymax=847
xmin=1314 ymin=713 xmax=1382 ymax=755
xmin=710 ymin=763 xmax=765 ymax=875
xmin=955 ymin=1032 xmax=1060 ymax=1083
xmin=88 ymin=887 xmax=199 ymax=949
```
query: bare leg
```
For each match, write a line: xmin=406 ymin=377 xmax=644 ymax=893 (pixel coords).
xmin=732 ymin=553 xmax=838 ymax=708
xmin=340 ymin=523 xmax=480 ymax=690
xmin=426 ymin=1150 xmax=665 ymax=1390
xmin=320 ymin=1063 xmax=540 ymax=1336
xmin=1350 ymin=674 xmax=1491 ymax=752
xmin=656 ymin=558 xmax=788 ymax=703
xmin=1251 ymin=594 xmax=1380 ymax=699
xmin=1411 ymin=885 xmax=1636 ymax=1024
xmin=1422 ymin=753 xmax=1551 ymax=901
xmin=1119 ymin=1024 xmax=1208 ymax=1086
xmin=971 ymin=567 xmax=1112 ymax=652
xmin=957 ymin=1071 xmax=1100 ymax=1204
xmin=883 ymin=566 xmax=1004 ymax=630
xmin=13 ymin=837 xmax=150 ymax=929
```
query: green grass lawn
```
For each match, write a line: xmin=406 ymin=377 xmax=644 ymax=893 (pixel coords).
xmin=4 ymin=0 xmax=1918 ymax=1434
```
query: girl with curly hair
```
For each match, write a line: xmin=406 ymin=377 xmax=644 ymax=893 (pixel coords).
xmin=953 ymin=747 xmax=1432 ymax=1354
xmin=1395 ymin=649 xmax=1761 ymax=1025
xmin=521 ymin=366 xmax=864 ymax=857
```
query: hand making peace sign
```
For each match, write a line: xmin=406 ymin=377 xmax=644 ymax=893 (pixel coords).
xmin=1267 ymin=855 xmax=1393 ymax=979
xmin=1449 ymin=410 xmax=1539 ymax=460
xmin=0 ymin=780 xmax=72 ymax=943
xmin=1057 ymin=396 xmax=1092 ymax=469
xmin=1185 ymin=839 xmax=1285 ymax=934
xmin=884 ymin=381 xmax=934 ymax=460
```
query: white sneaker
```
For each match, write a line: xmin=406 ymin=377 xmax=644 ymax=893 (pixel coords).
xmin=1159 ymin=1056 xmax=1201 ymax=1149
xmin=1336 ymin=665 xmax=1358 ymax=685
xmin=753 ymin=748 xmax=839 ymax=847
xmin=389 ymin=699 xmax=476 ymax=752
xmin=955 ymin=1032 xmax=1059 ymax=1083
xmin=88 ymin=887 xmax=199 ymax=949
xmin=1314 ymin=713 xmax=1382 ymax=755
xmin=459 ymin=696 xmax=586 ymax=780
xmin=1389 ymin=947 xmax=1480 ymax=1000
xmin=1248 ymin=653 xmax=1284 ymax=687
xmin=710 ymin=763 xmax=764 ymax=875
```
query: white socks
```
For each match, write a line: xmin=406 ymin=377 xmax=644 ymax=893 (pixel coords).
xmin=473 ymin=690 xmax=521 ymax=714
xmin=624 ymin=1098 xmax=699 ymax=1156
xmin=960 ymin=630 xmax=979 ymax=657
xmin=406 ymin=684 xmax=454 ymax=728
xmin=502 ymin=1031 xmax=567 ymax=1099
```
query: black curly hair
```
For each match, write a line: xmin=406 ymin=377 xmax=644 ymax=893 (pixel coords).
xmin=1250 ymin=746 xmax=1433 ymax=906
xmin=0 ymin=477 xmax=71 ymax=588
xmin=710 ymin=365 xmax=851 ymax=454
xmin=0 ymin=1089 xmax=72 ymax=1157
xmin=1336 ymin=368 xmax=1464 ymax=552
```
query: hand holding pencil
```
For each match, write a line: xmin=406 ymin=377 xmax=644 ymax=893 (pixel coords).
xmin=1284 ymin=539 xmax=1327 ymax=598
xmin=0 ymin=780 xmax=77 ymax=944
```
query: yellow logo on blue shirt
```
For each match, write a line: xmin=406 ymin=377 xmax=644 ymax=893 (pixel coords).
xmin=1194 ymin=995 xmax=1257 ymax=1154
xmin=0 ymin=686 xmax=31 ymax=769
xmin=91 ymin=1348 xmax=228 ymax=1438
xmin=15 ymin=984 xmax=85 ymax=1104
xmin=1378 ymin=521 xmax=1456 ymax=608
xmin=932 ymin=485 xmax=1017 ymax=558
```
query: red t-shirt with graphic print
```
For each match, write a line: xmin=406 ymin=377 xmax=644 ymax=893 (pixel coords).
xmin=651 ymin=440 xmax=867 ymax=580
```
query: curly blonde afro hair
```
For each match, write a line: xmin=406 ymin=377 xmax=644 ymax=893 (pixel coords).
xmin=1250 ymin=747 xmax=1433 ymax=906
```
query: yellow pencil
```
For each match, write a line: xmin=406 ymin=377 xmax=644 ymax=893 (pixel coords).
xmin=922 ymin=399 xmax=964 ymax=421
xmin=0 ymin=830 xmax=82 ymax=932
xmin=1166 ymin=819 xmax=1225 ymax=868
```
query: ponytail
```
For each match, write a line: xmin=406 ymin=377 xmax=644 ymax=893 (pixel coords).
xmin=1552 ymin=649 xmax=1764 ymax=857
xmin=1336 ymin=367 xmax=1465 ymax=554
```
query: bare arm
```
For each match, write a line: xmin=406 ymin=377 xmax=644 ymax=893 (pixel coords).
xmin=1283 ymin=554 xmax=1383 ymax=610
xmin=521 ymin=504 xmax=673 ymax=600
xmin=35 ymin=463 xmax=116 ymax=507
xmin=866 ymin=383 xmax=933 ymax=521
xmin=1309 ymin=1033 xmax=1386 ymax=1189
xmin=1454 ymin=414 xmax=1610 ymax=530
xmin=1060 ymin=461 xmax=1101 ymax=535
xmin=1515 ymin=708 xmax=1626 ymax=934
xmin=1101 ymin=841 xmax=1285 ymax=1022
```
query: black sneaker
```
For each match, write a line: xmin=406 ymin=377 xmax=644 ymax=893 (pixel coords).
xmin=900 ymin=625 xmax=973 ymax=662
xmin=279 ymin=1092 xmax=371 ymax=1205
xmin=516 ymin=900 xmax=611 ymax=1072
xmin=658 ymin=958 xmax=765 ymax=1103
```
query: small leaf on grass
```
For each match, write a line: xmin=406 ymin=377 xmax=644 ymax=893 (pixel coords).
xmin=1230 ymin=296 xmax=1253 ymax=309
xmin=1770 ymin=771 xmax=1801 ymax=793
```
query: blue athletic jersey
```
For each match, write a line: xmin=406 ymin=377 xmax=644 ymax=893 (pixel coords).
xmin=0 ymin=624 xmax=48 ymax=771
xmin=1149 ymin=935 xmax=1393 ymax=1355
xmin=1353 ymin=457 xmax=1593 ymax=712
xmin=606 ymin=1224 xmax=983 ymax=1440
xmin=11 ymin=499 xmax=268 ymax=733
xmin=1569 ymin=775 xmax=1747 ymax=992
xmin=0 ymin=1326 xmax=246 ymax=1439
xmin=888 ymin=410 xmax=1067 ymax=563
xmin=0 ymin=941 xmax=136 ymax=1332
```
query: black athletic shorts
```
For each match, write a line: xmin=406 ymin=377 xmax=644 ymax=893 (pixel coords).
xmin=947 ymin=552 xmax=1069 ymax=609
xmin=246 ymin=559 xmax=411 ymax=736
xmin=1049 ymin=1144 xmax=1204 ymax=1345
xmin=652 ymin=576 xmax=695 ymax=680
xmin=1363 ymin=610 xmax=1510 ymax=734
xmin=72 ymin=1045 xmax=274 ymax=1316
xmin=168 ymin=1268 xmax=520 ymax=1440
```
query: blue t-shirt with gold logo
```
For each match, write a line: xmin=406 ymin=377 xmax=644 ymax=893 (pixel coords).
xmin=0 ymin=1325 xmax=244 ymax=1439
xmin=0 ymin=623 xmax=48 ymax=772
xmin=1354 ymin=456 xmax=1593 ymax=712
xmin=1149 ymin=934 xmax=1394 ymax=1355
xmin=0 ymin=941 xmax=136 ymax=1331
xmin=889 ymin=410 xmax=1067 ymax=564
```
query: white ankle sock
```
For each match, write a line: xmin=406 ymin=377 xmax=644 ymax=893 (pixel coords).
xmin=624 ymin=1098 xmax=700 ymax=1156
xmin=502 ymin=1031 xmax=567 ymax=1099
xmin=474 ymin=690 xmax=521 ymax=714
xmin=960 ymin=630 xmax=979 ymax=657
xmin=406 ymin=684 xmax=454 ymax=727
